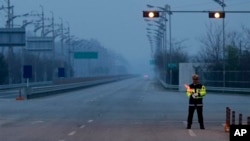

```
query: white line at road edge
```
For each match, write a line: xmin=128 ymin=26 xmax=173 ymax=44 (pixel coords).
xmin=183 ymin=121 xmax=197 ymax=137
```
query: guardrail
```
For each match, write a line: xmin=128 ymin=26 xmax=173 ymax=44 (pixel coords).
xmin=0 ymin=81 xmax=52 ymax=90
xmin=206 ymin=86 xmax=250 ymax=94
xmin=20 ymin=75 xmax=135 ymax=99
xmin=159 ymin=79 xmax=250 ymax=94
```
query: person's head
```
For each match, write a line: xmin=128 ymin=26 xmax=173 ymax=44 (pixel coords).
xmin=192 ymin=74 xmax=199 ymax=84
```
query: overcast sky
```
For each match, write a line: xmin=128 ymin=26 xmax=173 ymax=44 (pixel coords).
xmin=1 ymin=0 xmax=250 ymax=75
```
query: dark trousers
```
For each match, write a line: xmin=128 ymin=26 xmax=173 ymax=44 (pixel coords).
xmin=187 ymin=105 xmax=204 ymax=127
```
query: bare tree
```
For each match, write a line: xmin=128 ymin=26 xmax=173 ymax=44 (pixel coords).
xmin=196 ymin=23 xmax=223 ymax=66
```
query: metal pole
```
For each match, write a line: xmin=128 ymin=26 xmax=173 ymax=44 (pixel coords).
xmin=60 ymin=18 xmax=64 ymax=68
xmin=168 ymin=5 xmax=172 ymax=85
xmin=239 ymin=113 xmax=242 ymax=125
xmin=7 ymin=0 xmax=11 ymax=28
xmin=7 ymin=0 xmax=12 ymax=84
xmin=51 ymin=11 xmax=56 ymax=80
xmin=232 ymin=111 xmax=235 ymax=125
xmin=40 ymin=5 xmax=44 ymax=37
xmin=225 ymin=107 xmax=230 ymax=132
xmin=222 ymin=0 xmax=226 ymax=89
xmin=164 ymin=13 xmax=167 ymax=83
xmin=213 ymin=0 xmax=226 ymax=90
xmin=67 ymin=23 xmax=71 ymax=77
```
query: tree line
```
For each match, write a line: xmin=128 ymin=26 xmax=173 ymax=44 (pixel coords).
xmin=153 ymin=23 xmax=250 ymax=87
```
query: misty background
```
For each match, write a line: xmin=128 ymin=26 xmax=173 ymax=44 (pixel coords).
xmin=0 ymin=0 xmax=250 ymax=83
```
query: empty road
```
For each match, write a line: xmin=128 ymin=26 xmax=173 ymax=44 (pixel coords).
xmin=1 ymin=77 xmax=249 ymax=141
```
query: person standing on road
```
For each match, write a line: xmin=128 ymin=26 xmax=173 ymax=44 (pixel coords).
xmin=186 ymin=74 xmax=206 ymax=129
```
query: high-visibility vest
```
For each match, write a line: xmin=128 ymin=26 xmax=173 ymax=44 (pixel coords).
xmin=186 ymin=84 xmax=206 ymax=99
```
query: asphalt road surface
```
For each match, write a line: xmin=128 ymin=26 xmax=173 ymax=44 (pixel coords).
xmin=1 ymin=77 xmax=250 ymax=141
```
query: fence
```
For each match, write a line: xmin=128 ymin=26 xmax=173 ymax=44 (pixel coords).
xmin=200 ymin=71 xmax=250 ymax=88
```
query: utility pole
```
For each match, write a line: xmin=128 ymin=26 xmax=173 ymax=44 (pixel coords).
xmin=213 ymin=0 xmax=226 ymax=88
xmin=165 ymin=4 xmax=173 ymax=85
xmin=40 ymin=5 xmax=45 ymax=37
xmin=7 ymin=0 xmax=13 ymax=84
xmin=60 ymin=18 xmax=64 ymax=68
xmin=50 ymin=11 xmax=56 ymax=80
xmin=64 ymin=22 xmax=71 ymax=78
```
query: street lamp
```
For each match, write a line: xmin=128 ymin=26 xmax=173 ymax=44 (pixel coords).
xmin=6 ymin=13 xmax=29 ymax=28
xmin=145 ymin=4 xmax=172 ymax=84
xmin=21 ymin=20 xmax=33 ymax=28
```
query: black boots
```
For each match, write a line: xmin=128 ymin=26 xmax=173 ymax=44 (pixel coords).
xmin=186 ymin=124 xmax=191 ymax=129
xmin=200 ymin=124 xmax=205 ymax=129
xmin=186 ymin=124 xmax=205 ymax=129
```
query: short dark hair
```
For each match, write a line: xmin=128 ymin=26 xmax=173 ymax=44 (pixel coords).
xmin=192 ymin=74 xmax=199 ymax=80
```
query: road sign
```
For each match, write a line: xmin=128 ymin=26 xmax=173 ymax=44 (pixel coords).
xmin=150 ymin=60 xmax=155 ymax=65
xmin=0 ymin=28 xmax=25 ymax=46
xmin=23 ymin=65 xmax=32 ymax=79
xmin=26 ymin=37 xmax=54 ymax=51
xmin=167 ymin=63 xmax=177 ymax=69
xmin=74 ymin=52 xmax=98 ymax=59
xmin=58 ymin=67 xmax=65 ymax=77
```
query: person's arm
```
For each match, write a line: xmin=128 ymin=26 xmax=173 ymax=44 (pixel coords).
xmin=186 ymin=85 xmax=194 ymax=97
xmin=198 ymin=85 xmax=206 ymax=97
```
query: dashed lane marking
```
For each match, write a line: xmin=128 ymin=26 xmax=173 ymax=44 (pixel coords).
xmin=88 ymin=120 xmax=93 ymax=123
xmin=80 ymin=125 xmax=85 ymax=129
xmin=188 ymin=129 xmax=197 ymax=137
xmin=183 ymin=121 xmax=197 ymax=137
xmin=31 ymin=120 xmax=44 ymax=124
xmin=68 ymin=131 xmax=76 ymax=136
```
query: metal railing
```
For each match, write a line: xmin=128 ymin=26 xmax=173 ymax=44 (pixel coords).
xmin=21 ymin=75 xmax=134 ymax=99
xmin=159 ymin=79 xmax=250 ymax=94
xmin=0 ymin=81 xmax=52 ymax=90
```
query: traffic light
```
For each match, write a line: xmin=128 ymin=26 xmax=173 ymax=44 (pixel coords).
xmin=209 ymin=11 xmax=225 ymax=18
xmin=143 ymin=11 xmax=160 ymax=18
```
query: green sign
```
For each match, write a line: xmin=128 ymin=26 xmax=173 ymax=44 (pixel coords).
xmin=74 ymin=52 xmax=98 ymax=59
xmin=150 ymin=60 xmax=155 ymax=65
xmin=167 ymin=63 xmax=177 ymax=69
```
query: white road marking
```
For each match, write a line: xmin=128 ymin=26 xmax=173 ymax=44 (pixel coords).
xmin=183 ymin=121 xmax=196 ymax=137
xmin=59 ymin=140 xmax=65 ymax=141
xmin=31 ymin=120 xmax=44 ymax=124
xmin=68 ymin=131 xmax=76 ymax=136
xmin=80 ymin=125 xmax=85 ymax=129
xmin=88 ymin=120 xmax=93 ymax=123
xmin=188 ymin=129 xmax=197 ymax=137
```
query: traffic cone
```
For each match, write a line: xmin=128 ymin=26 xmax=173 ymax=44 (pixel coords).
xmin=16 ymin=89 xmax=25 ymax=100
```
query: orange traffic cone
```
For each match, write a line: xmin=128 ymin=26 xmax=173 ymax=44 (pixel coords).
xmin=16 ymin=90 xmax=25 ymax=100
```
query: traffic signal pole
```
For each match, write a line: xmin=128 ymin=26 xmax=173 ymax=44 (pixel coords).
xmin=143 ymin=6 xmax=250 ymax=85
xmin=222 ymin=2 xmax=226 ymax=90
xmin=154 ymin=10 xmax=250 ymax=14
